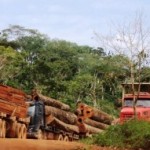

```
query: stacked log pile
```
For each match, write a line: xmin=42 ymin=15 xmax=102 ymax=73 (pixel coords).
xmin=34 ymin=92 xmax=70 ymax=111
xmin=76 ymin=102 xmax=114 ymax=135
xmin=0 ymin=84 xmax=28 ymax=118
xmin=45 ymin=116 xmax=79 ymax=133
xmin=45 ymin=105 xmax=77 ymax=125
xmin=32 ymin=91 xmax=79 ymax=134
xmin=32 ymin=91 xmax=114 ymax=136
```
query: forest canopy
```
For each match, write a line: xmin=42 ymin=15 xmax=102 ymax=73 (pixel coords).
xmin=1 ymin=25 xmax=150 ymax=115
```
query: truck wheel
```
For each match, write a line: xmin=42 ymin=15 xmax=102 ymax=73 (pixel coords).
xmin=21 ymin=124 xmax=27 ymax=139
xmin=0 ymin=119 xmax=3 ymax=138
xmin=16 ymin=123 xmax=22 ymax=138
xmin=7 ymin=121 xmax=17 ymax=138
xmin=42 ymin=131 xmax=47 ymax=140
xmin=64 ymin=136 xmax=69 ymax=142
xmin=55 ymin=134 xmax=63 ymax=141
xmin=37 ymin=129 xmax=43 ymax=140
xmin=1 ymin=120 xmax=6 ymax=138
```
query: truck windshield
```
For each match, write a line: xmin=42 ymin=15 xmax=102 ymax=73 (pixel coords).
xmin=27 ymin=106 xmax=36 ymax=126
xmin=124 ymin=99 xmax=150 ymax=107
xmin=27 ymin=106 xmax=35 ymax=117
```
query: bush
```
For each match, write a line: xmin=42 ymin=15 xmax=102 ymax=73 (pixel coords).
xmin=93 ymin=124 xmax=124 ymax=148
xmin=97 ymin=100 xmax=119 ymax=117
xmin=84 ymin=120 xmax=150 ymax=149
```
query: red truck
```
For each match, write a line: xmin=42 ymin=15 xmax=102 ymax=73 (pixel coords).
xmin=119 ymin=83 xmax=150 ymax=123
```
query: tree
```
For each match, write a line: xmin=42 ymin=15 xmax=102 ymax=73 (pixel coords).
xmin=0 ymin=46 xmax=24 ymax=84
xmin=95 ymin=13 xmax=150 ymax=116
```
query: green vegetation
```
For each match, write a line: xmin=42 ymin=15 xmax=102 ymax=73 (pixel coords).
xmin=82 ymin=120 xmax=150 ymax=149
xmin=0 ymin=25 xmax=150 ymax=115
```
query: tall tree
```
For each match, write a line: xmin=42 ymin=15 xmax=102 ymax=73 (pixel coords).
xmin=95 ymin=13 xmax=150 ymax=116
xmin=0 ymin=46 xmax=23 ymax=84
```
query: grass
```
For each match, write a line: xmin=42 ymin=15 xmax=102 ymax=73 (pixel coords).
xmin=82 ymin=120 xmax=150 ymax=150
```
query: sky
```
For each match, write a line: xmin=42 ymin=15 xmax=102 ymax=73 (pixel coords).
xmin=0 ymin=0 xmax=150 ymax=47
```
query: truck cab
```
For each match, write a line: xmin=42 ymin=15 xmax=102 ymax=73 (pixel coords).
xmin=120 ymin=83 xmax=150 ymax=123
xmin=27 ymin=100 xmax=79 ymax=141
xmin=27 ymin=100 xmax=45 ymax=139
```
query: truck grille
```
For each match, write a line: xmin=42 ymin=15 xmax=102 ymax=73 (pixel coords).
xmin=123 ymin=114 xmax=134 ymax=120
xmin=121 ymin=114 xmax=135 ymax=122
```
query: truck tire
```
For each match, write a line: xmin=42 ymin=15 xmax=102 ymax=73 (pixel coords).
xmin=37 ymin=129 xmax=43 ymax=140
xmin=55 ymin=134 xmax=63 ymax=141
xmin=42 ymin=131 xmax=47 ymax=140
xmin=21 ymin=124 xmax=27 ymax=139
xmin=16 ymin=123 xmax=22 ymax=138
xmin=0 ymin=119 xmax=2 ymax=138
xmin=7 ymin=121 xmax=17 ymax=138
xmin=1 ymin=120 xmax=6 ymax=138
xmin=64 ymin=135 xmax=69 ymax=142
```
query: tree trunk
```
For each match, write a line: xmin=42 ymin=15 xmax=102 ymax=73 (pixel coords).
xmin=76 ymin=103 xmax=113 ymax=125
xmin=77 ymin=116 xmax=108 ymax=130
xmin=85 ymin=124 xmax=103 ymax=134
xmin=34 ymin=92 xmax=70 ymax=111
xmin=90 ymin=108 xmax=113 ymax=125
xmin=46 ymin=116 xmax=79 ymax=133
xmin=45 ymin=105 xmax=77 ymax=125
xmin=77 ymin=123 xmax=103 ymax=134
xmin=84 ymin=118 xmax=109 ymax=130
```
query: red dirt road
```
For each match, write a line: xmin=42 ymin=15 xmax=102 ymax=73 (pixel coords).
xmin=0 ymin=139 xmax=120 ymax=150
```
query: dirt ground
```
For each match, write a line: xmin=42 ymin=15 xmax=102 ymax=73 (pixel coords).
xmin=0 ymin=139 xmax=122 ymax=150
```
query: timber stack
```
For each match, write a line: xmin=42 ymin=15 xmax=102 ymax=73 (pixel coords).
xmin=32 ymin=90 xmax=79 ymax=135
xmin=0 ymin=84 xmax=29 ymax=138
xmin=75 ymin=102 xmax=114 ymax=136
xmin=0 ymin=85 xmax=28 ymax=118
xmin=31 ymin=90 xmax=113 ymax=138
xmin=0 ymin=84 xmax=114 ymax=140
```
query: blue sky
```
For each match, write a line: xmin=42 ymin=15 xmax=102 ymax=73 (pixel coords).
xmin=0 ymin=0 xmax=150 ymax=47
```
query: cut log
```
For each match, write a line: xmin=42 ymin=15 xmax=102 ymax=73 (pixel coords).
xmin=85 ymin=124 xmax=103 ymax=134
xmin=77 ymin=116 xmax=109 ymax=130
xmin=84 ymin=118 xmax=109 ymax=130
xmin=75 ymin=103 xmax=86 ymax=116
xmin=46 ymin=116 xmax=79 ymax=133
xmin=76 ymin=103 xmax=113 ymax=125
xmin=77 ymin=123 xmax=86 ymax=134
xmin=33 ymin=92 xmax=70 ymax=111
xmin=76 ymin=103 xmax=95 ymax=118
xmin=45 ymin=105 xmax=77 ymax=125
xmin=78 ymin=122 xmax=103 ymax=134
xmin=89 ymin=108 xmax=113 ymax=125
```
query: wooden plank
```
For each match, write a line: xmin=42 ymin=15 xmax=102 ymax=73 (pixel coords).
xmin=0 ymin=93 xmax=25 ymax=105
xmin=0 ymin=84 xmax=25 ymax=96
xmin=11 ymin=94 xmax=26 ymax=105
xmin=0 ymin=99 xmax=27 ymax=118
xmin=0 ymin=85 xmax=26 ymax=105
